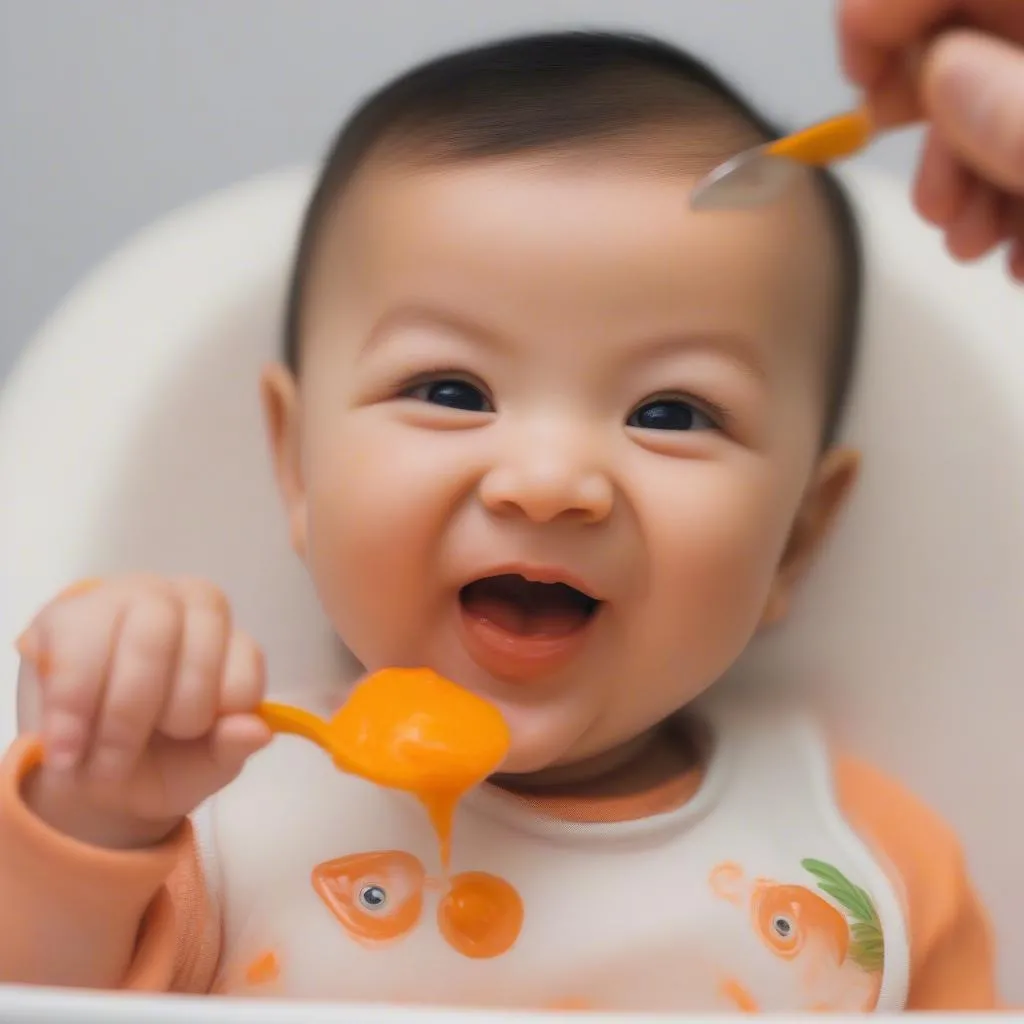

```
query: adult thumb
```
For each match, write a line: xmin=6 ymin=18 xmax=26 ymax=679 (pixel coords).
xmin=923 ymin=29 xmax=1024 ymax=193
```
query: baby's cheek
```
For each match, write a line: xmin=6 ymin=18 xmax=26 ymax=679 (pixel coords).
xmin=308 ymin=519 xmax=418 ymax=664
xmin=647 ymin=496 xmax=786 ymax=661
xmin=302 ymin=470 xmax=438 ymax=666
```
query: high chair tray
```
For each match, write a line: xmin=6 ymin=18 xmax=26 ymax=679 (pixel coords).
xmin=3 ymin=986 xmax=1009 ymax=1022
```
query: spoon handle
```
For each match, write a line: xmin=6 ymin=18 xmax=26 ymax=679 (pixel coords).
xmin=766 ymin=106 xmax=873 ymax=166
xmin=258 ymin=700 xmax=349 ymax=765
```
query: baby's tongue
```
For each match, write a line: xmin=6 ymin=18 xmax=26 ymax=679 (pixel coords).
xmin=461 ymin=576 xmax=591 ymax=638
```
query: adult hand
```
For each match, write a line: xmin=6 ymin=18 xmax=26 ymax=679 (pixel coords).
xmin=839 ymin=0 xmax=1024 ymax=279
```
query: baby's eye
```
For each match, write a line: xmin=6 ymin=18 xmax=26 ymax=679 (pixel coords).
xmin=627 ymin=398 xmax=715 ymax=432
xmin=404 ymin=378 xmax=493 ymax=413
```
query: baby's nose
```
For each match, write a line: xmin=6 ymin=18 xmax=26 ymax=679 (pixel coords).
xmin=479 ymin=451 xmax=614 ymax=525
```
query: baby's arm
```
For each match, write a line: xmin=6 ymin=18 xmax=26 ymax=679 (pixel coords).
xmin=0 ymin=576 xmax=267 ymax=990
xmin=0 ymin=737 xmax=219 ymax=991
xmin=834 ymin=755 xmax=999 ymax=1009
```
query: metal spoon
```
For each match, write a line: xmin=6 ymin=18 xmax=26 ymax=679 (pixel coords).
xmin=690 ymin=106 xmax=874 ymax=211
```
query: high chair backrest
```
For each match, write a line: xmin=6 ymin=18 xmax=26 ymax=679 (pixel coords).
xmin=0 ymin=166 xmax=1021 ymax=1014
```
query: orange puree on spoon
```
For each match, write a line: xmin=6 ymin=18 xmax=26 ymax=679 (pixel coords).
xmin=258 ymin=668 xmax=510 ymax=866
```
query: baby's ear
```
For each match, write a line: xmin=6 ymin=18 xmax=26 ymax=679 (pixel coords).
xmin=761 ymin=446 xmax=860 ymax=627
xmin=260 ymin=362 xmax=308 ymax=559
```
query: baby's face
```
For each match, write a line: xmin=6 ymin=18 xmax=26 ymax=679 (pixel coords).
xmin=264 ymin=154 xmax=856 ymax=775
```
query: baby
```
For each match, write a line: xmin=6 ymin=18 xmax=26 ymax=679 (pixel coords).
xmin=0 ymin=31 xmax=1000 ymax=1011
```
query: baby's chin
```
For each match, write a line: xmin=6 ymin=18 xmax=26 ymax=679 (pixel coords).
xmin=486 ymin=697 xmax=598 ymax=778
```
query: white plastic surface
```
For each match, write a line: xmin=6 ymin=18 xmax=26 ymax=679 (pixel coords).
xmin=0 ymin=167 xmax=350 ymax=727
xmin=0 ymin=987 xmax=933 ymax=1024
xmin=0 ymin=165 xmax=1022 ymax=1020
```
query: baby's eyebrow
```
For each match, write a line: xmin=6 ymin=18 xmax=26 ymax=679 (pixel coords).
xmin=360 ymin=304 xmax=766 ymax=383
xmin=633 ymin=330 xmax=767 ymax=382
xmin=361 ymin=304 xmax=511 ymax=357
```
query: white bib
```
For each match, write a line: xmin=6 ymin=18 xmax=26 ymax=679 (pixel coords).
xmin=202 ymin=692 xmax=909 ymax=1012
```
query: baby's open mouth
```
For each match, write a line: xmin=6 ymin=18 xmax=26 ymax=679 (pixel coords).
xmin=459 ymin=574 xmax=601 ymax=638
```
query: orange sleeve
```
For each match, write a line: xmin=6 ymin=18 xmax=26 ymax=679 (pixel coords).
xmin=0 ymin=736 xmax=220 ymax=993
xmin=833 ymin=755 xmax=999 ymax=1010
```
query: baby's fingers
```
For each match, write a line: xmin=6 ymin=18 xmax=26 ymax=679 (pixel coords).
xmin=220 ymin=629 xmax=267 ymax=715
xmin=209 ymin=713 xmax=272 ymax=770
xmin=146 ymin=714 xmax=271 ymax=813
xmin=23 ymin=600 xmax=121 ymax=771
xmin=85 ymin=593 xmax=181 ymax=782
xmin=158 ymin=580 xmax=231 ymax=740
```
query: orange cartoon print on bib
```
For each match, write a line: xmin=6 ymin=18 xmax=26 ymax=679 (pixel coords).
xmin=709 ymin=858 xmax=883 ymax=1012
xmin=314 ymin=850 xmax=523 ymax=958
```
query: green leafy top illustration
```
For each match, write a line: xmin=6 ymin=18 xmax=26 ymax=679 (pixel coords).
xmin=801 ymin=858 xmax=884 ymax=973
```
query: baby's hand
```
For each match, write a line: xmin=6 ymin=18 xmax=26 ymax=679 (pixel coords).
xmin=15 ymin=576 xmax=271 ymax=849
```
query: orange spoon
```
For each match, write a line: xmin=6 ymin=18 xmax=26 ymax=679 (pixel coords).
xmin=690 ymin=106 xmax=874 ymax=210
xmin=258 ymin=667 xmax=510 ymax=791
xmin=258 ymin=668 xmax=511 ymax=865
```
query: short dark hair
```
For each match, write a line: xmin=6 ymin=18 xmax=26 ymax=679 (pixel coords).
xmin=283 ymin=30 xmax=861 ymax=446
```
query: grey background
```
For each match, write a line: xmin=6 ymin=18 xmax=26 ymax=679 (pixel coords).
xmin=0 ymin=0 xmax=923 ymax=384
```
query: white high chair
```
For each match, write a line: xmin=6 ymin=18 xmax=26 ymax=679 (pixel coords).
xmin=0 ymin=165 xmax=1021 ymax=1023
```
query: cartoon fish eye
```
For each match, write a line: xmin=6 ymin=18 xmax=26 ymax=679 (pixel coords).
xmin=358 ymin=884 xmax=388 ymax=911
xmin=771 ymin=914 xmax=794 ymax=939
